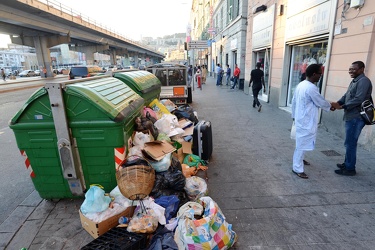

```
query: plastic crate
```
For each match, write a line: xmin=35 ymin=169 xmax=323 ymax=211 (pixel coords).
xmin=81 ymin=227 xmax=147 ymax=250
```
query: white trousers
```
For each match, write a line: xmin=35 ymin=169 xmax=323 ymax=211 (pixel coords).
xmin=293 ymin=148 xmax=305 ymax=173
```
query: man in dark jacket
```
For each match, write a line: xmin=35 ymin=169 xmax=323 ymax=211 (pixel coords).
xmin=249 ymin=62 xmax=265 ymax=112
xmin=331 ymin=61 xmax=373 ymax=176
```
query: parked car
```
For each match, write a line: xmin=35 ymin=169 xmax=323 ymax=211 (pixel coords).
xmin=58 ymin=68 xmax=67 ymax=74
xmin=124 ymin=65 xmax=135 ymax=70
xmin=19 ymin=70 xmax=37 ymax=77
xmin=34 ymin=70 xmax=41 ymax=76
xmin=68 ymin=66 xmax=105 ymax=79
xmin=138 ymin=65 xmax=146 ymax=70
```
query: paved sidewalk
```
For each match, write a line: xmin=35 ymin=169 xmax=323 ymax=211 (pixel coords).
xmin=1 ymin=76 xmax=375 ymax=249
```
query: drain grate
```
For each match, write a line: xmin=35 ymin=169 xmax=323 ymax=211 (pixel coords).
xmin=321 ymin=150 xmax=341 ymax=156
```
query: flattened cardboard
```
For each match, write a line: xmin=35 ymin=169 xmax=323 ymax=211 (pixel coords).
xmin=181 ymin=141 xmax=192 ymax=154
xmin=178 ymin=119 xmax=193 ymax=129
xmin=79 ymin=206 xmax=135 ymax=238
xmin=143 ymin=140 xmax=176 ymax=161
xmin=182 ymin=125 xmax=194 ymax=136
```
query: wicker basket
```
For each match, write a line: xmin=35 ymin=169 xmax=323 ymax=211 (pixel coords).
xmin=116 ymin=158 xmax=155 ymax=200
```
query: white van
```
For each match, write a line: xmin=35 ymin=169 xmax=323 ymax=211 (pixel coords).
xmin=146 ymin=63 xmax=192 ymax=105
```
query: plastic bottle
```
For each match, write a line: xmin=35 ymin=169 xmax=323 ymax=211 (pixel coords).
xmin=118 ymin=216 xmax=129 ymax=224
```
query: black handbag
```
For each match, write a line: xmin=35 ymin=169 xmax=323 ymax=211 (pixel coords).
xmin=360 ymin=97 xmax=375 ymax=125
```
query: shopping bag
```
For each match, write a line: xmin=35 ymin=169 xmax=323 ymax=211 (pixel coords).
xmin=174 ymin=196 xmax=237 ymax=249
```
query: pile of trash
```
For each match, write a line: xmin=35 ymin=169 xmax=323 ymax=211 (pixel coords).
xmin=79 ymin=99 xmax=237 ymax=249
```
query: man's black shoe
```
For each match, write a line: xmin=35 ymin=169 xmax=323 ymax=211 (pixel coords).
xmin=335 ymin=169 xmax=356 ymax=176
xmin=336 ymin=163 xmax=345 ymax=169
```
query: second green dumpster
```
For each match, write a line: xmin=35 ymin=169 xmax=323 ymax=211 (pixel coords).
xmin=114 ymin=70 xmax=161 ymax=106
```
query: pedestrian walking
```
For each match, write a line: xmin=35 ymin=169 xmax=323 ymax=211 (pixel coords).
xmin=1 ymin=68 xmax=6 ymax=81
xmin=330 ymin=61 xmax=373 ymax=176
xmin=195 ymin=66 xmax=202 ymax=90
xmin=225 ymin=64 xmax=231 ymax=86
xmin=230 ymin=64 xmax=240 ymax=90
xmin=248 ymin=63 xmax=265 ymax=111
xmin=187 ymin=65 xmax=193 ymax=86
xmin=201 ymin=65 xmax=207 ymax=84
xmin=292 ymin=64 xmax=332 ymax=179
xmin=43 ymin=67 xmax=47 ymax=78
xmin=216 ymin=64 xmax=223 ymax=86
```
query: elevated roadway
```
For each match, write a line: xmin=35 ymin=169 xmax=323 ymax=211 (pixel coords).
xmin=0 ymin=0 xmax=164 ymax=74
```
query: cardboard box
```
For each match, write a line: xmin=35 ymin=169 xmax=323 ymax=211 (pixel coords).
xmin=142 ymin=140 xmax=176 ymax=161
xmin=79 ymin=206 xmax=135 ymax=239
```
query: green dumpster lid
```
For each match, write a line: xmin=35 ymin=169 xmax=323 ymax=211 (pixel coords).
xmin=10 ymin=77 xmax=144 ymax=124
xmin=114 ymin=71 xmax=161 ymax=94
xmin=65 ymin=77 xmax=144 ymax=122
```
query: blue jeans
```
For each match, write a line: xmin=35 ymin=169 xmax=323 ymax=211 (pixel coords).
xmin=344 ymin=117 xmax=365 ymax=170
xmin=231 ymin=77 xmax=238 ymax=89
xmin=216 ymin=74 xmax=222 ymax=85
xmin=226 ymin=75 xmax=230 ymax=85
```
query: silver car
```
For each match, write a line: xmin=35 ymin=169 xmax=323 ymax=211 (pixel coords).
xmin=19 ymin=70 xmax=37 ymax=77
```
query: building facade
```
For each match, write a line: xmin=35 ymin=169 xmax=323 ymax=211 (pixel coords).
xmin=244 ymin=0 xmax=375 ymax=150
xmin=190 ymin=0 xmax=248 ymax=84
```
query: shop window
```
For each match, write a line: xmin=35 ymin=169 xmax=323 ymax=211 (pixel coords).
xmin=287 ymin=41 xmax=328 ymax=106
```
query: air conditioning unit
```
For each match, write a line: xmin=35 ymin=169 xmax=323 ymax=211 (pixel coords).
xmin=350 ymin=0 xmax=364 ymax=8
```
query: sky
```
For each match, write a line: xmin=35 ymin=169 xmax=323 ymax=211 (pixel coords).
xmin=0 ymin=0 xmax=192 ymax=47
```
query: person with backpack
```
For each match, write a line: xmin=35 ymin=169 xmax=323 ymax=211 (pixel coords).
xmin=330 ymin=61 xmax=373 ymax=176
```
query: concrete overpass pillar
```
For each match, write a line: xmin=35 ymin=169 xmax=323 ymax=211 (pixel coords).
xmin=122 ymin=54 xmax=130 ymax=67
xmin=133 ymin=54 xmax=139 ymax=68
xmin=115 ymin=49 xmax=129 ymax=67
xmin=33 ymin=36 xmax=53 ymax=77
xmin=109 ymin=49 xmax=117 ymax=66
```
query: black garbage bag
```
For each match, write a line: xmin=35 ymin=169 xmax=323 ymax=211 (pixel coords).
xmin=152 ymin=174 xmax=169 ymax=194
xmin=172 ymin=104 xmax=198 ymax=124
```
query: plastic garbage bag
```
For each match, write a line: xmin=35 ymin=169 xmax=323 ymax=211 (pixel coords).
xmin=184 ymin=176 xmax=208 ymax=201
xmin=80 ymin=185 xmax=111 ymax=215
xmin=183 ymin=154 xmax=207 ymax=168
xmin=133 ymin=131 xmax=151 ymax=147
xmin=174 ymin=196 xmax=238 ymax=249
xmin=150 ymin=152 xmax=172 ymax=172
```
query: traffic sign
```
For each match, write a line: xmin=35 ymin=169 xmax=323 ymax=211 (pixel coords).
xmin=188 ymin=40 xmax=209 ymax=49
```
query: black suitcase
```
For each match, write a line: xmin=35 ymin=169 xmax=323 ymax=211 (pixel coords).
xmin=192 ymin=120 xmax=213 ymax=161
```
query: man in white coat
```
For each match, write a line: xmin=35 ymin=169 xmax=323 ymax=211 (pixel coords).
xmin=292 ymin=64 xmax=332 ymax=179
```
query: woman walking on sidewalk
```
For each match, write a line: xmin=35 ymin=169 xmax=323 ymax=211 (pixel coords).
xmin=195 ymin=66 xmax=202 ymax=90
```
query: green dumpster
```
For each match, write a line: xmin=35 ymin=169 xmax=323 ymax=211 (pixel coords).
xmin=9 ymin=76 xmax=144 ymax=199
xmin=114 ymin=70 xmax=161 ymax=106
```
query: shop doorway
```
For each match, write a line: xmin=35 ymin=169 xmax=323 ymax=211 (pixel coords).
xmin=286 ymin=41 xmax=328 ymax=106
xmin=253 ymin=48 xmax=270 ymax=102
